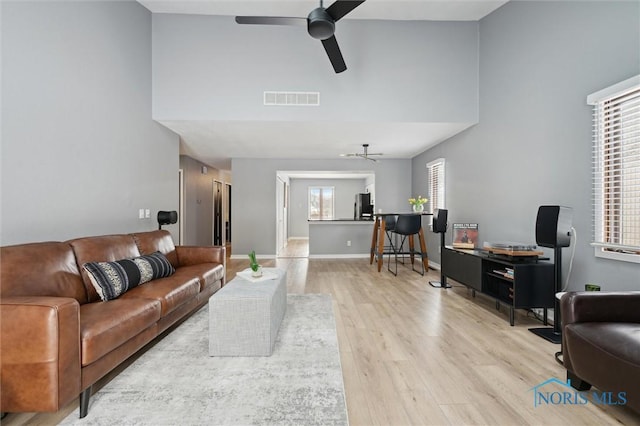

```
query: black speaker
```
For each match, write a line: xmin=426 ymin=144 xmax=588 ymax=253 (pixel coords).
xmin=157 ymin=210 xmax=178 ymax=226
xmin=432 ymin=209 xmax=448 ymax=233
xmin=535 ymin=206 xmax=572 ymax=248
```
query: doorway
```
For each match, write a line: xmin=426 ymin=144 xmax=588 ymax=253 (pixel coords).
xmin=178 ymin=169 xmax=185 ymax=245
xmin=275 ymin=175 xmax=309 ymax=258
xmin=275 ymin=176 xmax=287 ymax=256
xmin=275 ymin=170 xmax=375 ymax=258
xmin=213 ymin=180 xmax=223 ymax=246
xmin=225 ymin=183 xmax=232 ymax=245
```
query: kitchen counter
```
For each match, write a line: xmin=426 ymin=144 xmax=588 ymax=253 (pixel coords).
xmin=308 ymin=220 xmax=374 ymax=257
xmin=308 ymin=218 xmax=373 ymax=224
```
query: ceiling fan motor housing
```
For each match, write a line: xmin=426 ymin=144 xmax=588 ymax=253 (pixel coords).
xmin=307 ymin=8 xmax=335 ymax=40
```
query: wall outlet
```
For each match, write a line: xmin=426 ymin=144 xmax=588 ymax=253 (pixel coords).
xmin=347 ymin=240 xmax=351 ymax=247
xmin=138 ymin=209 xmax=144 ymax=219
xmin=145 ymin=209 xmax=150 ymax=218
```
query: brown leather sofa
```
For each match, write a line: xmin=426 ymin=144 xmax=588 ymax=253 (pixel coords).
xmin=0 ymin=230 xmax=225 ymax=418
xmin=561 ymin=291 xmax=640 ymax=414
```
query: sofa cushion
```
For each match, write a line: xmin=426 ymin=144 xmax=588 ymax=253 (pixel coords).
xmin=80 ymin=298 xmax=161 ymax=366
xmin=178 ymin=263 xmax=225 ymax=291
xmin=566 ymin=322 xmax=640 ymax=369
xmin=83 ymin=252 xmax=176 ymax=301
xmin=132 ymin=230 xmax=179 ymax=269
xmin=120 ymin=269 xmax=200 ymax=316
xmin=0 ymin=242 xmax=87 ymax=303
xmin=565 ymin=321 xmax=640 ymax=413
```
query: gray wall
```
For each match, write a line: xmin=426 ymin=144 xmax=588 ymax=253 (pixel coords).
xmin=412 ymin=1 xmax=640 ymax=291
xmin=1 ymin=1 xmax=180 ymax=245
xmin=232 ymin=158 xmax=411 ymax=256
xmin=289 ymin=178 xmax=367 ymax=238
xmin=151 ymin=8 xmax=480 ymax=258
xmin=152 ymin=14 xmax=478 ymax=125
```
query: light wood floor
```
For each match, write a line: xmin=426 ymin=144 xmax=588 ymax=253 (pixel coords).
xmin=278 ymin=238 xmax=309 ymax=258
xmin=5 ymin=257 xmax=640 ymax=425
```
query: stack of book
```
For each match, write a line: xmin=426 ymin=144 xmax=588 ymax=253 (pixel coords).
xmin=504 ymin=267 xmax=514 ymax=279
xmin=492 ymin=268 xmax=514 ymax=279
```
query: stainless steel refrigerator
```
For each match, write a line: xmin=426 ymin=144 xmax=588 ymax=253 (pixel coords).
xmin=354 ymin=193 xmax=373 ymax=220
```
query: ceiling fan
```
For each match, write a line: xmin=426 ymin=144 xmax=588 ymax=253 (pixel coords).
xmin=340 ymin=144 xmax=383 ymax=162
xmin=235 ymin=0 xmax=366 ymax=73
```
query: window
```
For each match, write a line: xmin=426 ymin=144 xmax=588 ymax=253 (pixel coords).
xmin=308 ymin=187 xmax=334 ymax=220
xmin=588 ymin=75 xmax=640 ymax=263
xmin=427 ymin=158 xmax=446 ymax=215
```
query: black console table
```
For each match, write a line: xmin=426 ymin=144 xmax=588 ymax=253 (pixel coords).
xmin=441 ymin=246 xmax=554 ymax=326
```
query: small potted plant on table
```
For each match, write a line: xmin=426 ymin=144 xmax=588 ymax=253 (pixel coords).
xmin=248 ymin=250 xmax=262 ymax=277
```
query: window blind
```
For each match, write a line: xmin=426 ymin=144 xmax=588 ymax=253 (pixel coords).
xmin=590 ymin=76 xmax=640 ymax=256
xmin=427 ymin=159 xmax=445 ymax=214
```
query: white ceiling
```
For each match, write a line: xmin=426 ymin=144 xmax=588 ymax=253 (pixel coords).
xmin=165 ymin=120 xmax=474 ymax=168
xmin=139 ymin=1 xmax=509 ymax=170
xmin=139 ymin=0 xmax=509 ymax=22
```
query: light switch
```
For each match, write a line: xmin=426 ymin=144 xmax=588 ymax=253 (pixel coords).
xmin=138 ymin=209 xmax=144 ymax=219
xmin=145 ymin=209 xmax=150 ymax=218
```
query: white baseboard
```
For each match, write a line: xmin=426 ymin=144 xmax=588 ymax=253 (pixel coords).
xmin=230 ymin=254 xmax=442 ymax=265
xmin=230 ymin=254 xmax=277 ymax=260
xmin=308 ymin=254 xmax=370 ymax=259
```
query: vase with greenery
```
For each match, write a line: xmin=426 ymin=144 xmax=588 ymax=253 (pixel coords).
xmin=248 ymin=250 xmax=262 ymax=277
xmin=408 ymin=196 xmax=427 ymax=213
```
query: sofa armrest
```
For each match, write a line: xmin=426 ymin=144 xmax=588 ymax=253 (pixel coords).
xmin=1 ymin=296 xmax=81 ymax=412
xmin=561 ymin=291 xmax=640 ymax=326
xmin=175 ymin=245 xmax=226 ymax=268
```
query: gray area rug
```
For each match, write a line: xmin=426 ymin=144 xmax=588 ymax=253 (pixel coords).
xmin=61 ymin=294 xmax=348 ymax=426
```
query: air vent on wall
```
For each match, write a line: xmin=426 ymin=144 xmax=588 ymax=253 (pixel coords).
xmin=264 ymin=91 xmax=320 ymax=106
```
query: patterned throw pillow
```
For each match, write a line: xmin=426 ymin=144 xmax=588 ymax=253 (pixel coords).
xmin=141 ymin=251 xmax=176 ymax=280
xmin=83 ymin=252 xmax=175 ymax=301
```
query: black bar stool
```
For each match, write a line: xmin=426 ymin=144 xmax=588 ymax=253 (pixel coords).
xmin=387 ymin=214 xmax=425 ymax=276
xmin=383 ymin=214 xmax=398 ymax=254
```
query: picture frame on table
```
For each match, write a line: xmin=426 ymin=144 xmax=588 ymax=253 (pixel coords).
xmin=452 ymin=223 xmax=478 ymax=249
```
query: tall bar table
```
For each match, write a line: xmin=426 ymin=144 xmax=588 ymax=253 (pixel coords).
xmin=369 ymin=212 xmax=431 ymax=272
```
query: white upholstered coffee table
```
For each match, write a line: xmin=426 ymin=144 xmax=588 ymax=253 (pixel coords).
xmin=208 ymin=267 xmax=287 ymax=356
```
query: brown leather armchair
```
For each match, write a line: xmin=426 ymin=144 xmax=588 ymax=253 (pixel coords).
xmin=561 ymin=291 xmax=640 ymax=414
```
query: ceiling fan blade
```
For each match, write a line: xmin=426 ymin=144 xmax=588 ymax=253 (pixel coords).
xmin=358 ymin=155 xmax=379 ymax=163
xmin=235 ymin=16 xmax=306 ymax=26
xmin=325 ymin=0 xmax=366 ymax=22
xmin=321 ymin=35 xmax=347 ymax=73
xmin=341 ymin=153 xmax=380 ymax=161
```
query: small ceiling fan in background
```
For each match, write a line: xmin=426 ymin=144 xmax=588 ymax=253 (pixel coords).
xmin=340 ymin=144 xmax=383 ymax=162
xmin=235 ymin=0 xmax=366 ymax=73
